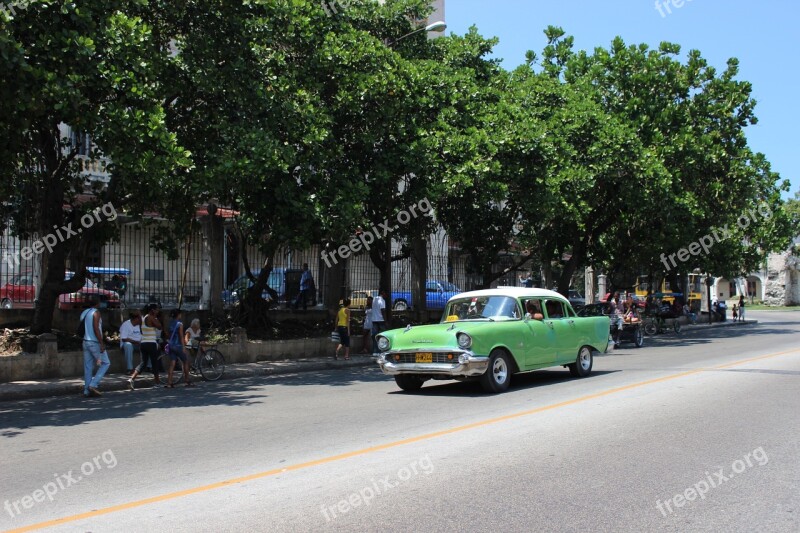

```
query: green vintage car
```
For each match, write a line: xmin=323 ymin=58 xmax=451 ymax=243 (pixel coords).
xmin=376 ymin=288 xmax=610 ymax=393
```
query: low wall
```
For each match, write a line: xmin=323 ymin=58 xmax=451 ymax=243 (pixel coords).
xmin=0 ymin=329 xmax=368 ymax=383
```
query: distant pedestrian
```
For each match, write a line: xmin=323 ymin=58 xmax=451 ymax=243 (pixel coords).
xmin=607 ymin=292 xmax=623 ymax=346
xmin=683 ymin=303 xmax=697 ymax=325
xmin=732 ymin=304 xmax=738 ymax=321
xmin=738 ymin=294 xmax=746 ymax=322
xmin=335 ymin=299 xmax=351 ymax=360
xmin=293 ymin=263 xmax=315 ymax=311
xmin=80 ymin=296 xmax=110 ymax=397
xmin=128 ymin=304 xmax=162 ymax=389
xmin=518 ymin=272 xmax=533 ymax=288
xmin=119 ymin=310 xmax=142 ymax=374
xmin=166 ymin=309 xmax=192 ymax=387
xmin=371 ymin=289 xmax=388 ymax=355
xmin=361 ymin=295 xmax=373 ymax=354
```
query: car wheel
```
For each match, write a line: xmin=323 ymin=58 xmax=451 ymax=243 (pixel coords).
xmin=479 ymin=349 xmax=512 ymax=393
xmin=1 ymin=299 xmax=12 ymax=310
xmin=568 ymin=346 xmax=593 ymax=378
xmin=394 ymin=375 xmax=426 ymax=392
xmin=634 ymin=326 xmax=644 ymax=348
xmin=393 ymin=300 xmax=409 ymax=311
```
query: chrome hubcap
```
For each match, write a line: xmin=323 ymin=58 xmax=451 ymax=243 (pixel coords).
xmin=580 ymin=349 xmax=591 ymax=370
xmin=492 ymin=358 xmax=508 ymax=384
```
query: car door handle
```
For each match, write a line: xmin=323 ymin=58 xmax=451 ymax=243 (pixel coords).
xmin=568 ymin=320 xmax=575 ymax=325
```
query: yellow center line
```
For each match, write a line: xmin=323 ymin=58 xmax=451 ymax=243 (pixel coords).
xmin=6 ymin=347 xmax=799 ymax=533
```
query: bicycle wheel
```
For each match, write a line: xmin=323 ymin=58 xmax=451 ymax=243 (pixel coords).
xmin=644 ymin=320 xmax=657 ymax=336
xmin=168 ymin=357 xmax=184 ymax=385
xmin=673 ymin=320 xmax=682 ymax=334
xmin=198 ymin=349 xmax=225 ymax=381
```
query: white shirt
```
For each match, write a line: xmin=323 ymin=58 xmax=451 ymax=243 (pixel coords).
xmin=119 ymin=319 xmax=142 ymax=346
xmin=371 ymin=295 xmax=386 ymax=323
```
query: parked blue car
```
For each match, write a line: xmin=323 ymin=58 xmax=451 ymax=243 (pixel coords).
xmin=221 ymin=268 xmax=302 ymax=307
xmin=391 ymin=280 xmax=462 ymax=311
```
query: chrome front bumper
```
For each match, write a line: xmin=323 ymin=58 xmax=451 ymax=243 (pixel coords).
xmin=377 ymin=352 xmax=490 ymax=377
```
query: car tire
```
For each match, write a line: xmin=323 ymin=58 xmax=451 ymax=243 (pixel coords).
xmin=1 ymin=299 xmax=12 ymax=310
xmin=634 ymin=326 xmax=644 ymax=348
xmin=568 ymin=346 xmax=593 ymax=378
xmin=394 ymin=374 xmax=426 ymax=392
xmin=393 ymin=300 xmax=409 ymax=311
xmin=479 ymin=349 xmax=512 ymax=393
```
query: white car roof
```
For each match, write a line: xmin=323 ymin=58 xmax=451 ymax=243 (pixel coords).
xmin=448 ymin=287 xmax=569 ymax=303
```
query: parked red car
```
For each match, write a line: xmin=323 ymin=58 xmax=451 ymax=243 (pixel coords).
xmin=0 ymin=271 xmax=121 ymax=310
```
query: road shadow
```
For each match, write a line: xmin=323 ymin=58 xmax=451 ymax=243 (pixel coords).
xmin=0 ymin=366 xmax=395 ymax=437
xmin=388 ymin=370 xmax=619 ymax=398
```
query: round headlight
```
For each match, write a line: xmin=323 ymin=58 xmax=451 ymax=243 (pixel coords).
xmin=457 ymin=332 xmax=472 ymax=349
xmin=377 ymin=336 xmax=391 ymax=352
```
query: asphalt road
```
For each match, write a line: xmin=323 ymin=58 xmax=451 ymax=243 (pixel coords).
xmin=1 ymin=310 xmax=798 ymax=533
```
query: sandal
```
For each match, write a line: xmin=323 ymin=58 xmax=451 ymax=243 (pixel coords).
xmin=165 ymin=383 xmax=174 ymax=388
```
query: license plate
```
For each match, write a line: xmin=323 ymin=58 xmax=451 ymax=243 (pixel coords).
xmin=415 ymin=352 xmax=433 ymax=363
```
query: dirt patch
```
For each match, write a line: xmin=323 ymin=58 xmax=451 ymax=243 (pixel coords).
xmin=0 ymin=327 xmax=87 ymax=355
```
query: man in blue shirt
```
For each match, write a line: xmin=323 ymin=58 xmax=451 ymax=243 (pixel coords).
xmin=293 ymin=263 xmax=315 ymax=311
xmin=80 ymin=296 xmax=111 ymax=397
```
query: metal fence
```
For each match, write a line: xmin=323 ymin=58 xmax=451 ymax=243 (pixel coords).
xmin=2 ymin=218 xmax=530 ymax=312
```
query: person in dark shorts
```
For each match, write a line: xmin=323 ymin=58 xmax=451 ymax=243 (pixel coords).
xmin=335 ymin=298 xmax=351 ymax=361
xmin=166 ymin=309 xmax=192 ymax=387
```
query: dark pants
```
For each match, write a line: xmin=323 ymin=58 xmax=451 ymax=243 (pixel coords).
xmin=136 ymin=342 xmax=161 ymax=377
xmin=293 ymin=289 xmax=310 ymax=310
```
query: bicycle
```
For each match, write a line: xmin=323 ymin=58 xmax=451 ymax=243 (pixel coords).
xmin=159 ymin=344 xmax=226 ymax=383
xmin=643 ymin=314 xmax=681 ymax=336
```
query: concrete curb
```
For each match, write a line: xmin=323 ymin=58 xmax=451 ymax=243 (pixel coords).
xmin=0 ymin=356 xmax=377 ymax=402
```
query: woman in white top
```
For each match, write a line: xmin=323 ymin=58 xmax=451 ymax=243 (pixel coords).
xmin=184 ymin=318 xmax=203 ymax=354
xmin=128 ymin=304 xmax=162 ymax=388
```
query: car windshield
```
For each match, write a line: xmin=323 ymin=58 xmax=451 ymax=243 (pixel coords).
xmin=443 ymin=295 xmax=520 ymax=322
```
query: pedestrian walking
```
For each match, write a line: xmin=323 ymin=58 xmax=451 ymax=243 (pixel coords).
xmin=119 ymin=310 xmax=142 ymax=375
xmin=738 ymin=294 xmax=746 ymax=322
xmin=371 ymin=289 xmax=388 ymax=356
xmin=334 ymin=299 xmax=351 ymax=360
xmin=80 ymin=296 xmax=110 ymax=397
xmin=293 ymin=263 xmax=315 ymax=311
xmin=128 ymin=304 xmax=162 ymax=389
xmin=732 ymin=304 xmax=738 ymax=321
xmin=166 ymin=309 xmax=192 ymax=387
xmin=360 ymin=295 xmax=373 ymax=354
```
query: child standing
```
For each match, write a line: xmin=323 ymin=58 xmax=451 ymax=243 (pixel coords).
xmin=335 ymin=299 xmax=351 ymax=360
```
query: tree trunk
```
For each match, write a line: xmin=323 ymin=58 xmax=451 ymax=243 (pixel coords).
xmin=410 ymin=234 xmax=427 ymax=321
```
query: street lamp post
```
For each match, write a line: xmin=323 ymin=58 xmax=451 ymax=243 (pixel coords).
xmin=386 ymin=20 xmax=446 ymax=47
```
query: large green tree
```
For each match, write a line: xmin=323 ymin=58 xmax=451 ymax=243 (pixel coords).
xmin=1 ymin=1 xmax=189 ymax=333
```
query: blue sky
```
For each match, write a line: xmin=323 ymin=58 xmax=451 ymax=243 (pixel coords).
xmin=446 ymin=0 xmax=799 ymax=199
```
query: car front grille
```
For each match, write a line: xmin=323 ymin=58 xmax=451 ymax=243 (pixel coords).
xmin=389 ymin=352 xmax=460 ymax=364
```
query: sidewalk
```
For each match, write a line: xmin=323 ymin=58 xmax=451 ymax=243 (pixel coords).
xmin=0 ymin=355 xmax=376 ymax=402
